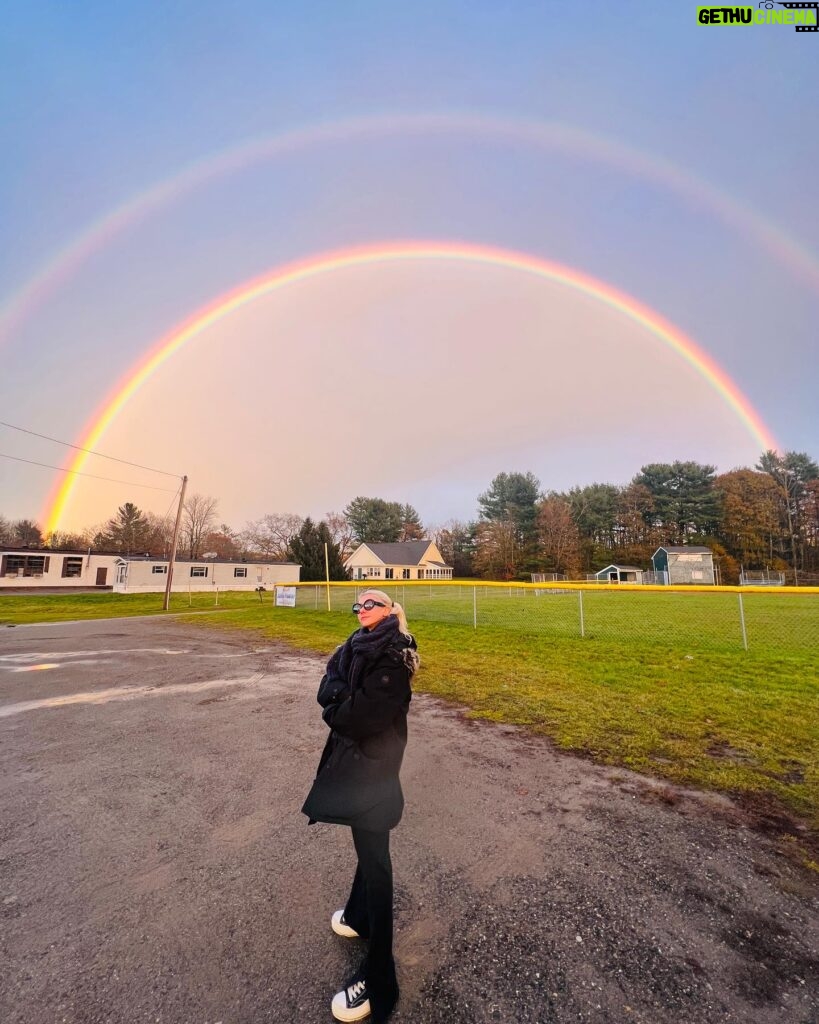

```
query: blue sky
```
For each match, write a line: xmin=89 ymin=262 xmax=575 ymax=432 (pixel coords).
xmin=1 ymin=2 xmax=817 ymax=530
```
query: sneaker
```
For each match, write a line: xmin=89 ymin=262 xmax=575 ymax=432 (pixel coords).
xmin=331 ymin=976 xmax=370 ymax=1021
xmin=331 ymin=909 xmax=360 ymax=938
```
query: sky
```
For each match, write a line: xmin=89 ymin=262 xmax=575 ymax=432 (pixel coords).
xmin=1 ymin=1 xmax=817 ymax=535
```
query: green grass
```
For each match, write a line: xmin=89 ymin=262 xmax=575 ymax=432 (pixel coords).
xmin=2 ymin=588 xmax=817 ymax=832
xmin=0 ymin=589 xmax=265 ymax=624
xmin=201 ymin=601 xmax=819 ymax=830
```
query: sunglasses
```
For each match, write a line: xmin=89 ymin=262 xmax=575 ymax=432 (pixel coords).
xmin=352 ymin=599 xmax=388 ymax=613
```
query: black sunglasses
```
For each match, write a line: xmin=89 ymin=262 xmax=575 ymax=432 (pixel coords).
xmin=352 ymin=599 xmax=387 ymax=613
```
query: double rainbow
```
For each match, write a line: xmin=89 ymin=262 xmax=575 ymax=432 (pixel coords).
xmin=43 ymin=240 xmax=778 ymax=534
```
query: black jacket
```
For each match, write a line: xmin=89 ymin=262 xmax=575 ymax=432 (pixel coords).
xmin=302 ymin=624 xmax=417 ymax=831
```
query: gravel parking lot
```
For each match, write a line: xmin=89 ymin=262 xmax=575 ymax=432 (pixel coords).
xmin=0 ymin=617 xmax=816 ymax=1024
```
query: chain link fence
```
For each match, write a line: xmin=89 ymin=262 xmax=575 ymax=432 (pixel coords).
xmin=282 ymin=581 xmax=819 ymax=655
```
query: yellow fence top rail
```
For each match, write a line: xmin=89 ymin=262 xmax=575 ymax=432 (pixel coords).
xmin=280 ymin=580 xmax=819 ymax=596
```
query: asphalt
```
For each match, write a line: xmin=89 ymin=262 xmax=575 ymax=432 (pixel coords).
xmin=0 ymin=617 xmax=816 ymax=1024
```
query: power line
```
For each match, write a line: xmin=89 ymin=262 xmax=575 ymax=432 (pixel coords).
xmin=0 ymin=452 xmax=178 ymax=492
xmin=0 ymin=419 xmax=180 ymax=478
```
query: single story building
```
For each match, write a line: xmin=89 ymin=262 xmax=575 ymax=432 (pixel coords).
xmin=113 ymin=555 xmax=300 ymax=592
xmin=0 ymin=547 xmax=300 ymax=592
xmin=590 ymin=564 xmax=645 ymax=584
xmin=0 ymin=547 xmax=119 ymax=589
xmin=344 ymin=540 xmax=453 ymax=581
xmin=651 ymin=546 xmax=715 ymax=585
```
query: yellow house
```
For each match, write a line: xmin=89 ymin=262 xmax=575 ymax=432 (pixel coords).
xmin=344 ymin=541 xmax=453 ymax=581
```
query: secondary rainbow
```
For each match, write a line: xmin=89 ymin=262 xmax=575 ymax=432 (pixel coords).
xmin=5 ymin=112 xmax=819 ymax=348
xmin=43 ymin=240 xmax=779 ymax=533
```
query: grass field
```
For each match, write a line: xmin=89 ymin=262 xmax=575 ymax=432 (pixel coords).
xmin=2 ymin=587 xmax=817 ymax=841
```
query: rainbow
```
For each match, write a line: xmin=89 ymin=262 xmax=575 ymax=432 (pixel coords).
xmin=43 ymin=240 xmax=779 ymax=533
xmin=5 ymin=111 xmax=819 ymax=348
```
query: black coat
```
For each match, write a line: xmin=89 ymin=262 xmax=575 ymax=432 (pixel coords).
xmin=302 ymin=625 xmax=416 ymax=832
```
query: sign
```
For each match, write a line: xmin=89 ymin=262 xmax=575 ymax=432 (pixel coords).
xmin=275 ymin=586 xmax=297 ymax=607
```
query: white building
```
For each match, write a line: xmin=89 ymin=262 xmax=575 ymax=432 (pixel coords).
xmin=0 ymin=548 xmax=119 ymax=589
xmin=114 ymin=555 xmax=300 ymax=592
xmin=0 ymin=547 xmax=300 ymax=592
xmin=344 ymin=540 xmax=453 ymax=581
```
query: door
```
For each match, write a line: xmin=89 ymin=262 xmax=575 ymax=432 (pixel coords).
xmin=96 ymin=568 xmax=107 ymax=586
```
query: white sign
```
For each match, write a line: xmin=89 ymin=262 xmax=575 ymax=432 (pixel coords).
xmin=275 ymin=586 xmax=297 ymax=607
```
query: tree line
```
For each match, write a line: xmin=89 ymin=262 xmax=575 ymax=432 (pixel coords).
xmin=3 ymin=449 xmax=817 ymax=583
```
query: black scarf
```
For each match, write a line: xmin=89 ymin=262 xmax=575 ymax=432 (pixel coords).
xmin=327 ymin=615 xmax=404 ymax=692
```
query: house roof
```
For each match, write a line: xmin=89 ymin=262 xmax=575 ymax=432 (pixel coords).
xmin=354 ymin=541 xmax=432 ymax=565
xmin=425 ymin=560 xmax=453 ymax=568
xmin=597 ymin=564 xmax=643 ymax=572
xmin=655 ymin=546 xmax=712 ymax=554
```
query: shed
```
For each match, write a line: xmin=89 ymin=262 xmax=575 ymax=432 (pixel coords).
xmin=651 ymin=546 xmax=715 ymax=585
xmin=591 ymin=564 xmax=644 ymax=584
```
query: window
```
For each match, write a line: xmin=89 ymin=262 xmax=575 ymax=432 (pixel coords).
xmin=385 ymin=568 xmax=394 ymax=580
xmin=152 ymin=565 xmax=168 ymax=574
xmin=402 ymin=568 xmax=410 ymax=580
xmin=234 ymin=567 xmax=248 ymax=578
xmin=62 ymin=557 xmax=83 ymax=578
xmin=418 ymin=569 xmax=425 ymax=579
xmin=2 ymin=554 xmax=49 ymax=577
xmin=190 ymin=566 xmax=208 ymax=578
xmin=691 ymin=570 xmax=704 ymax=581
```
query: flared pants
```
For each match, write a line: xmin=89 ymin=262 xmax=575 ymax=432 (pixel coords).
xmin=342 ymin=827 xmax=399 ymax=1022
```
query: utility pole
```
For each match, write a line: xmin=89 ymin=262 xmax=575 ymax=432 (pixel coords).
xmin=163 ymin=475 xmax=188 ymax=611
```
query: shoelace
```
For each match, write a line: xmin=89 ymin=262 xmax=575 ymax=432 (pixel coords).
xmin=348 ymin=980 xmax=367 ymax=1002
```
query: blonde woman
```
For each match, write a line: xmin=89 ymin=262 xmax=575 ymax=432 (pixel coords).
xmin=303 ymin=589 xmax=419 ymax=1022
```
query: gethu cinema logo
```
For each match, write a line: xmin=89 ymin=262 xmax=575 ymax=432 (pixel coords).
xmin=697 ymin=3 xmax=818 ymax=29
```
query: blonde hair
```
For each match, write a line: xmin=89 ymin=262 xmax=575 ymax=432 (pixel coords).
xmin=359 ymin=588 xmax=411 ymax=637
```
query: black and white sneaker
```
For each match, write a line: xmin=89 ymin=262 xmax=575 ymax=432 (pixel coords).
xmin=331 ymin=976 xmax=371 ymax=1021
xmin=331 ymin=909 xmax=360 ymax=938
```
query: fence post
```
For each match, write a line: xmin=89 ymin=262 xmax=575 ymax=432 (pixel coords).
xmin=738 ymin=593 xmax=748 ymax=651
xmin=578 ymin=589 xmax=585 ymax=638
xmin=473 ymin=586 xmax=477 ymax=630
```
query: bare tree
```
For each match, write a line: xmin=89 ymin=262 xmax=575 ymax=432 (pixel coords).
xmin=0 ymin=515 xmax=14 ymax=545
xmin=182 ymin=494 xmax=219 ymax=559
xmin=536 ymin=497 xmax=581 ymax=577
xmin=11 ymin=519 xmax=43 ymax=547
xmin=324 ymin=510 xmax=355 ymax=559
xmin=241 ymin=513 xmax=303 ymax=560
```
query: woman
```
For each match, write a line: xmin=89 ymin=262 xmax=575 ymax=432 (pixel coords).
xmin=302 ymin=589 xmax=419 ymax=1023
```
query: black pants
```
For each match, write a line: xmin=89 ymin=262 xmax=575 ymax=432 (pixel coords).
xmin=343 ymin=827 xmax=399 ymax=1022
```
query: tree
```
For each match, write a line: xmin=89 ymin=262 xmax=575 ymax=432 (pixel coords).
xmin=633 ymin=462 xmax=720 ymax=542
xmin=477 ymin=472 xmax=540 ymax=545
xmin=398 ymin=504 xmax=424 ymax=542
xmin=714 ymin=469 xmax=781 ymax=567
xmin=182 ymin=494 xmax=219 ymax=559
xmin=536 ymin=496 xmax=581 ymax=577
xmin=0 ymin=515 xmax=13 ymax=545
xmin=324 ymin=511 xmax=355 ymax=559
xmin=43 ymin=529 xmax=93 ymax=550
xmin=473 ymin=518 xmax=518 ymax=579
xmin=11 ymin=519 xmax=43 ymax=547
xmin=568 ymin=483 xmax=620 ymax=549
xmin=201 ymin=526 xmax=242 ymax=560
xmin=105 ymin=503 xmax=151 ymax=555
xmin=757 ymin=450 xmax=819 ymax=575
xmin=286 ymin=518 xmax=346 ymax=581
xmin=343 ymin=497 xmax=402 ymax=543
xmin=431 ymin=519 xmax=476 ymax=577
xmin=241 ymin=513 xmax=303 ymax=560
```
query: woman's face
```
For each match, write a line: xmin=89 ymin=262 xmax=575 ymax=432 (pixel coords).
xmin=356 ymin=592 xmax=393 ymax=631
